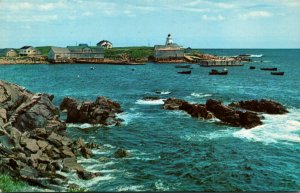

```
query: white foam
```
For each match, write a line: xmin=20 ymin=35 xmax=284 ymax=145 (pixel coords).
xmin=135 ymin=99 xmax=165 ymax=105
xmin=116 ymin=112 xmax=142 ymax=125
xmin=250 ymin=54 xmax=263 ymax=58
xmin=233 ymin=109 xmax=300 ymax=144
xmin=155 ymin=180 xmax=170 ymax=191
xmin=183 ymin=129 xmax=233 ymax=141
xmin=191 ymin=92 xmax=212 ymax=98
xmin=117 ymin=185 xmax=145 ymax=192
xmin=160 ymin=91 xmax=171 ymax=95
xmin=67 ymin=123 xmax=101 ymax=129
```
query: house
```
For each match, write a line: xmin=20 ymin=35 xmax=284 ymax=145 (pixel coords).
xmin=47 ymin=45 xmax=105 ymax=62
xmin=48 ymin=47 xmax=71 ymax=61
xmin=96 ymin=40 xmax=113 ymax=49
xmin=67 ymin=45 xmax=104 ymax=59
xmin=0 ymin=48 xmax=18 ymax=57
xmin=154 ymin=34 xmax=185 ymax=61
xmin=19 ymin=46 xmax=41 ymax=56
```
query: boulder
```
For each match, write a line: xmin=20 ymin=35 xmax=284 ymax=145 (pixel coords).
xmin=229 ymin=99 xmax=288 ymax=114
xmin=114 ymin=148 xmax=129 ymax=158
xmin=60 ymin=96 xmax=123 ymax=126
xmin=12 ymin=94 xmax=64 ymax=132
xmin=76 ymin=169 xmax=101 ymax=180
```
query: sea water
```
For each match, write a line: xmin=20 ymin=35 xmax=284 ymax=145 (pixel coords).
xmin=0 ymin=49 xmax=299 ymax=191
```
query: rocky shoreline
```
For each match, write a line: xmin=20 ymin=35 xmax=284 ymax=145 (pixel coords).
xmin=0 ymin=80 xmax=123 ymax=191
xmin=0 ymin=79 xmax=289 ymax=191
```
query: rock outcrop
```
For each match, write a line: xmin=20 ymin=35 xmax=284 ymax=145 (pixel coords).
xmin=163 ymin=98 xmax=273 ymax=129
xmin=229 ymin=99 xmax=288 ymax=114
xmin=60 ymin=96 xmax=123 ymax=126
xmin=0 ymin=80 xmax=98 ymax=191
xmin=205 ymin=99 xmax=262 ymax=128
xmin=163 ymin=98 xmax=214 ymax=119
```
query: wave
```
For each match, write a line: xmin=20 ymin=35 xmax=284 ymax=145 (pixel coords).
xmin=116 ymin=112 xmax=142 ymax=125
xmin=233 ymin=109 xmax=300 ymax=144
xmin=191 ymin=93 xmax=212 ymax=98
xmin=250 ymin=54 xmax=263 ymax=58
xmin=67 ymin=123 xmax=101 ymax=129
xmin=135 ymin=99 xmax=165 ymax=105
xmin=117 ymin=185 xmax=145 ymax=191
xmin=155 ymin=90 xmax=171 ymax=95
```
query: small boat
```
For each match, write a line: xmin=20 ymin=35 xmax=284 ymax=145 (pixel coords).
xmin=177 ymin=70 xmax=191 ymax=74
xmin=260 ymin=67 xmax=277 ymax=71
xmin=271 ymin=72 xmax=284 ymax=75
xmin=90 ymin=67 xmax=95 ymax=70
xmin=249 ymin=66 xmax=255 ymax=69
xmin=209 ymin=69 xmax=228 ymax=75
xmin=175 ymin=65 xmax=191 ymax=68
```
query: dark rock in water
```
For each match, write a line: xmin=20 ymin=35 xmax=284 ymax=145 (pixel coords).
xmin=163 ymin=98 xmax=214 ymax=119
xmin=229 ymin=99 xmax=288 ymax=114
xmin=80 ymin=146 xmax=93 ymax=159
xmin=206 ymin=99 xmax=262 ymax=129
xmin=114 ymin=148 xmax=129 ymax=158
xmin=163 ymin=98 xmax=186 ymax=110
xmin=142 ymin=96 xmax=160 ymax=101
xmin=164 ymin=98 xmax=263 ymax=129
xmin=77 ymin=169 xmax=101 ymax=180
xmin=60 ymin=96 xmax=123 ymax=126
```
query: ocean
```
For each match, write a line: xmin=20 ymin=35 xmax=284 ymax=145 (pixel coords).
xmin=0 ymin=49 xmax=299 ymax=191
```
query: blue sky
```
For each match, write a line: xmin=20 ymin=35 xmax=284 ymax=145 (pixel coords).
xmin=1 ymin=0 xmax=300 ymax=48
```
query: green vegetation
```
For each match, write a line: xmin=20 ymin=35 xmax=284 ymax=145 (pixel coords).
xmin=104 ymin=46 xmax=154 ymax=60
xmin=0 ymin=173 xmax=30 ymax=192
xmin=36 ymin=46 xmax=51 ymax=56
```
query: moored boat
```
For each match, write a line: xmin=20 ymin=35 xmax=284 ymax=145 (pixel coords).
xmin=175 ymin=65 xmax=191 ymax=68
xmin=249 ymin=66 xmax=255 ymax=69
xmin=271 ymin=72 xmax=284 ymax=75
xmin=260 ymin=67 xmax=277 ymax=71
xmin=209 ymin=68 xmax=228 ymax=75
xmin=177 ymin=70 xmax=191 ymax=74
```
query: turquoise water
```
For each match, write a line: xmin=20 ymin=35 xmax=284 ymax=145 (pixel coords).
xmin=0 ymin=49 xmax=299 ymax=191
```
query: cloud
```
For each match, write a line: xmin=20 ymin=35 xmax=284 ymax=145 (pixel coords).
xmin=239 ymin=11 xmax=272 ymax=20
xmin=202 ymin=14 xmax=225 ymax=21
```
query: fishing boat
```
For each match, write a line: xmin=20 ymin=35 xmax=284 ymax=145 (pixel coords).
xmin=209 ymin=68 xmax=228 ymax=75
xmin=175 ymin=65 xmax=191 ymax=68
xmin=260 ymin=67 xmax=277 ymax=71
xmin=249 ymin=66 xmax=255 ymax=69
xmin=177 ymin=70 xmax=191 ymax=74
xmin=271 ymin=72 xmax=284 ymax=75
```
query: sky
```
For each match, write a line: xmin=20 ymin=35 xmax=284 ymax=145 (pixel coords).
xmin=0 ymin=0 xmax=300 ymax=48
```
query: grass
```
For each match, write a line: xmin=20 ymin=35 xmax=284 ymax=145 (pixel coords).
xmin=36 ymin=46 xmax=51 ymax=56
xmin=104 ymin=46 xmax=154 ymax=60
xmin=0 ymin=173 xmax=30 ymax=192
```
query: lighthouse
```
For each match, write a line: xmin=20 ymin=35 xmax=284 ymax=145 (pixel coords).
xmin=165 ymin=34 xmax=173 ymax=45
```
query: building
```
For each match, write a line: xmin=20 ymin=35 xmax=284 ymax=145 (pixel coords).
xmin=154 ymin=34 xmax=184 ymax=61
xmin=48 ymin=47 xmax=71 ymax=61
xmin=19 ymin=46 xmax=41 ymax=56
xmin=0 ymin=48 xmax=18 ymax=57
xmin=67 ymin=45 xmax=104 ymax=59
xmin=97 ymin=40 xmax=113 ymax=49
xmin=47 ymin=45 xmax=104 ymax=62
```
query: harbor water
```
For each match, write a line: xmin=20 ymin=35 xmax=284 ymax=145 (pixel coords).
xmin=0 ymin=49 xmax=299 ymax=191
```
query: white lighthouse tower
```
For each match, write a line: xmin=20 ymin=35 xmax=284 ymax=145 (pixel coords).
xmin=165 ymin=34 xmax=173 ymax=45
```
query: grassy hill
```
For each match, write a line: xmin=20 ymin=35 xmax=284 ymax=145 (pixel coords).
xmin=36 ymin=46 xmax=51 ymax=56
xmin=104 ymin=46 xmax=154 ymax=60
